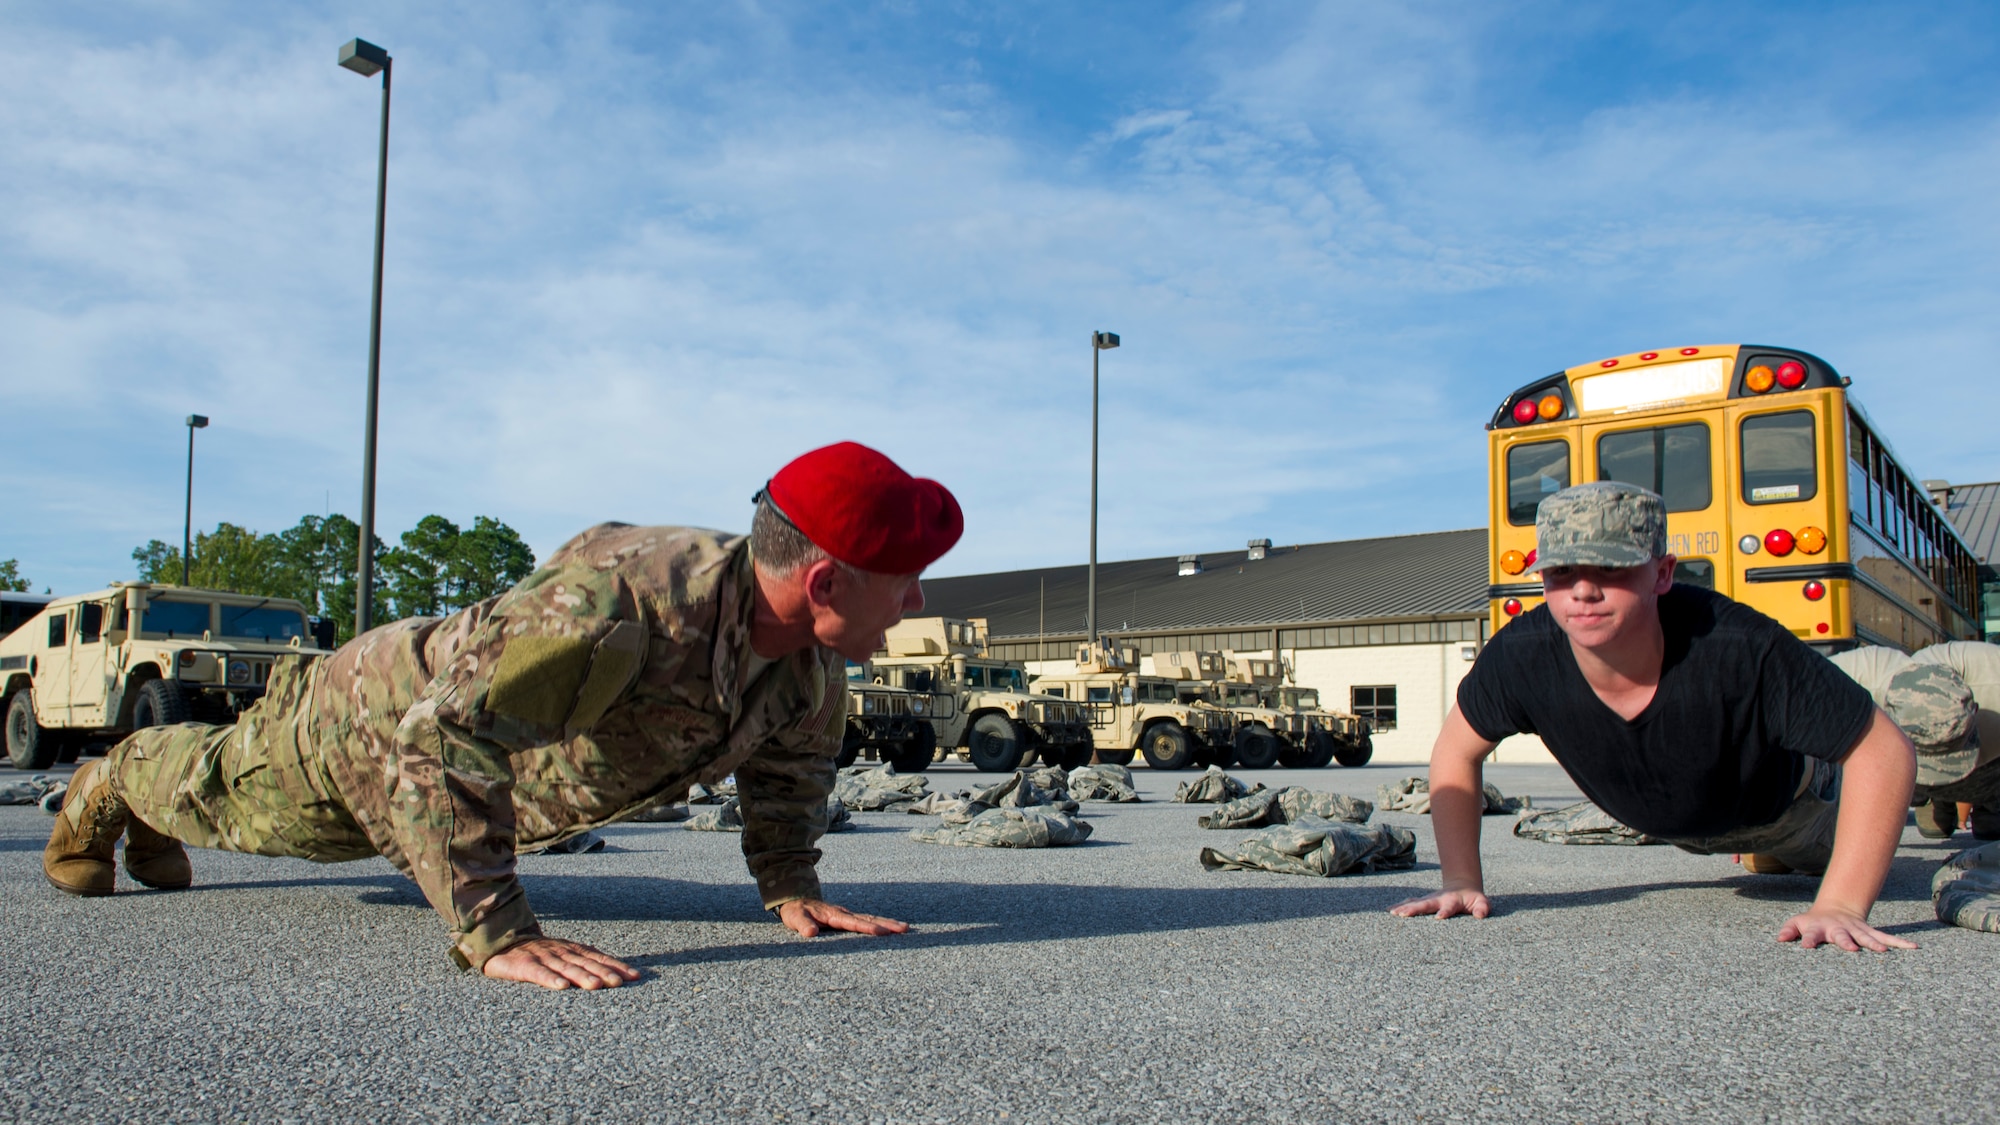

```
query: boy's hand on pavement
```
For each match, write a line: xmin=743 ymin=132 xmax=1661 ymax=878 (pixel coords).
xmin=1389 ymin=887 xmax=1492 ymax=920
xmin=1778 ymin=908 xmax=1917 ymax=952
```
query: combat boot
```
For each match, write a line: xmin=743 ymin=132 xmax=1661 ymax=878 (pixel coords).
xmin=1739 ymin=853 xmax=1795 ymax=875
xmin=1916 ymin=799 xmax=1959 ymax=839
xmin=123 ymin=816 xmax=192 ymax=890
xmin=43 ymin=759 xmax=129 ymax=897
xmin=1970 ymin=806 xmax=2000 ymax=842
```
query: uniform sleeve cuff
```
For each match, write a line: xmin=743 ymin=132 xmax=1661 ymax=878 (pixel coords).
xmin=757 ymin=865 xmax=823 ymax=911
xmin=448 ymin=900 xmax=545 ymax=972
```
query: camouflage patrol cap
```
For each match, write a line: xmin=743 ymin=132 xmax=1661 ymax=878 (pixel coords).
xmin=1882 ymin=662 xmax=1980 ymax=787
xmin=1529 ymin=481 xmax=1668 ymax=572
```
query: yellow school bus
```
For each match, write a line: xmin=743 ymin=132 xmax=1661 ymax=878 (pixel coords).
xmin=1485 ymin=344 xmax=1980 ymax=652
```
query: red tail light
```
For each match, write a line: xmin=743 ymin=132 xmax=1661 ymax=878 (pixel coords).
xmin=1503 ymin=599 xmax=1524 ymax=616
xmin=1513 ymin=399 xmax=1538 ymax=424
xmin=1803 ymin=580 xmax=1826 ymax=601
xmin=1764 ymin=529 xmax=1796 ymax=556
xmin=1524 ymin=548 xmax=1537 ymax=569
xmin=1775 ymin=360 xmax=1806 ymax=389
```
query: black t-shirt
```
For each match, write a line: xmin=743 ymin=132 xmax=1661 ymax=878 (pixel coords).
xmin=1456 ymin=585 xmax=1876 ymax=837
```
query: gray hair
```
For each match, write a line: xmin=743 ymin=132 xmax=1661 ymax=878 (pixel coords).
xmin=751 ymin=495 xmax=861 ymax=580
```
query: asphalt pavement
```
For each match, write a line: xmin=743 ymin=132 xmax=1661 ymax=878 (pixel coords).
xmin=2 ymin=758 xmax=1993 ymax=1124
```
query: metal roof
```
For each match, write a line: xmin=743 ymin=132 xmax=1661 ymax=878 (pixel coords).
xmin=1937 ymin=481 xmax=2000 ymax=568
xmin=922 ymin=528 xmax=1490 ymax=640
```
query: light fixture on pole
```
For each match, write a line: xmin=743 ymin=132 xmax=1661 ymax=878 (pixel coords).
xmin=182 ymin=414 xmax=209 ymax=586
xmin=339 ymin=37 xmax=392 ymax=636
xmin=1088 ymin=330 xmax=1119 ymax=649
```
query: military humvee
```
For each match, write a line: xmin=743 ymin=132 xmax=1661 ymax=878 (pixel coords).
xmin=868 ymin=616 xmax=1092 ymax=773
xmin=840 ymin=666 xmax=954 ymax=773
xmin=0 ymin=583 xmax=335 ymax=770
xmin=1029 ymin=642 xmax=1236 ymax=771
xmin=1258 ymin=681 xmax=1373 ymax=768
xmin=1155 ymin=650 xmax=1294 ymax=769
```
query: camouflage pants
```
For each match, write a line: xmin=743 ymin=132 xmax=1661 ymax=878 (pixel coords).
xmin=1665 ymin=758 xmax=1840 ymax=875
xmin=1917 ymin=758 xmax=2000 ymax=810
xmin=100 ymin=659 xmax=378 ymax=864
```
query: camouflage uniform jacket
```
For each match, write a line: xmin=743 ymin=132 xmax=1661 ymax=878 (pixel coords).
xmin=315 ymin=524 xmax=847 ymax=969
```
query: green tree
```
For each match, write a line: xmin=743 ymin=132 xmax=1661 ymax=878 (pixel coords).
xmin=0 ymin=559 xmax=28 ymax=593
xmin=381 ymin=515 xmax=460 ymax=619
xmin=452 ymin=516 xmax=536 ymax=605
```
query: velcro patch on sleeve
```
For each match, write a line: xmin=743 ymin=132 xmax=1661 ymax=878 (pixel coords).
xmin=485 ymin=635 xmax=594 ymax=728
xmin=567 ymin=622 xmax=647 ymax=733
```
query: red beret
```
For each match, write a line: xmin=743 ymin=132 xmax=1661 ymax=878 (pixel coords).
xmin=763 ymin=442 xmax=963 ymax=574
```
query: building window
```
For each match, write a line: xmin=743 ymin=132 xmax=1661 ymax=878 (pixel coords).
xmin=1351 ymin=685 xmax=1397 ymax=731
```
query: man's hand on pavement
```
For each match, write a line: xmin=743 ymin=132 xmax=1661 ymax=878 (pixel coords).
xmin=483 ymin=938 xmax=642 ymax=990
xmin=1389 ymin=887 xmax=1492 ymax=920
xmin=777 ymin=898 xmax=910 ymax=938
xmin=1777 ymin=908 xmax=1917 ymax=952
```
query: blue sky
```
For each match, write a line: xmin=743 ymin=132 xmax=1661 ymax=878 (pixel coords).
xmin=6 ymin=1 xmax=1998 ymax=595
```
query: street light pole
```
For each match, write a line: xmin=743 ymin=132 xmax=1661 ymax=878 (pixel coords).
xmin=1088 ymin=331 xmax=1119 ymax=650
xmin=340 ymin=38 xmax=392 ymax=636
xmin=182 ymin=414 xmax=209 ymax=586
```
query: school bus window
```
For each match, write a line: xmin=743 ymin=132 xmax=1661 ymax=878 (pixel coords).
xmin=1673 ymin=559 xmax=1715 ymax=589
xmin=1596 ymin=422 xmax=1711 ymax=513
xmin=1741 ymin=411 xmax=1817 ymax=505
xmin=1507 ymin=440 xmax=1570 ymax=526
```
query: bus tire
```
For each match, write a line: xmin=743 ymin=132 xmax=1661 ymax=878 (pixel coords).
xmin=887 ymin=723 xmax=937 ymax=773
xmin=1093 ymin=747 xmax=1135 ymax=767
xmin=6 ymin=692 xmax=58 ymax=770
xmin=1334 ymin=729 xmax=1374 ymax=768
xmin=1139 ymin=722 xmax=1197 ymax=771
xmin=1232 ymin=723 xmax=1281 ymax=769
xmin=965 ymin=714 xmax=1025 ymax=773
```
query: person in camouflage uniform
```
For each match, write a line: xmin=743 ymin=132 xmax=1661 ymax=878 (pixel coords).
xmin=1393 ymin=481 xmax=1918 ymax=952
xmin=45 ymin=443 xmax=963 ymax=990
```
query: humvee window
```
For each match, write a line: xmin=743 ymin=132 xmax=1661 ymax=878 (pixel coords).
xmin=48 ymin=613 xmax=67 ymax=648
xmin=78 ymin=603 xmax=105 ymax=644
xmin=1042 ymin=685 xmax=1065 ymax=699
xmin=903 ymin=669 xmax=936 ymax=692
xmin=1086 ymin=686 xmax=1113 ymax=703
xmin=987 ymin=668 xmax=1025 ymax=691
xmin=220 ymin=604 xmax=309 ymax=642
xmin=1144 ymin=683 xmax=1177 ymax=703
xmin=141 ymin=600 xmax=211 ymax=638
xmin=964 ymin=666 xmax=987 ymax=688
xmin=1288 ymin=690 xmax=1319 ymax=710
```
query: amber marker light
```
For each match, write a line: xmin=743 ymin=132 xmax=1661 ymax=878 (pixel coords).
xmin=1803 ymin=580 xmax=1826 ymax=601
xmin=1797 ymin=526 xmax=1827 ymax=554
xmin=1499 ymin=550 xmax=1527 ymax=575
xmin=1503 ymin=599 xmax=1524 ymax=616
xmin=1538 ymin=394 xmax=1564 ymax=420
xmin=1745 ymin=365 xmax=1775 ymax=393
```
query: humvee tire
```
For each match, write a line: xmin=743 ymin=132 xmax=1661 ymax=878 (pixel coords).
xmin=1302 ymin=728 xmax=1336 ymax=769
xmin=1140 ymin=722 xmax=1197 ymax=771
xmin=1276 ymin=741 xmax=1310 ymax=769
xmin=887 ymin=722 xmax=937 ymax=773
xmin=1057 ymin=740 xmax=1094 ymax=771
xmin=837 ymin=729 xmax=864 ymax=769
xmin=1093 ymin=747 xmax=1135 ymax=767
xmin=1232 ymin=723 xmax=1281 ymax=769
xmin=1334 ymin=729 xmax=1374 ymax=768
xmin=965 ymin=714 xmax=1025 ymax=773
xmin=132 ymin=679 xmax=193 ymax=730
xmin=6 ymin=691 xmax=59 ymax=770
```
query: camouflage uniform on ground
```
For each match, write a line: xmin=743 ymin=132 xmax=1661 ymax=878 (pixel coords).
xmin=1199 ymin=817 xmax=1416 ymax=877
xmin=99 ymin=525 xmax=847 ymax=970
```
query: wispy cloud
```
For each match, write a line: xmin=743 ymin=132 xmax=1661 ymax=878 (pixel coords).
xmin=3 ymin=1 xmax=1997 ymax=597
